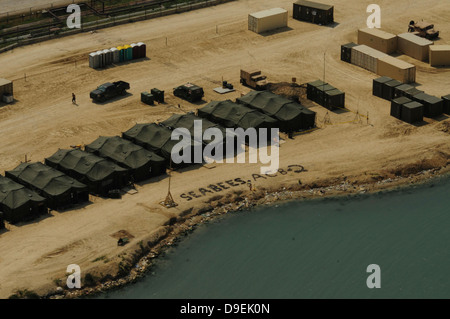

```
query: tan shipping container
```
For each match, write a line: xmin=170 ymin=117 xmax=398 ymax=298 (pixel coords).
xmin=397 ymin=33 xmax=433 ymax=61
xmin=357 ymin=28 xmax=397 ymax=54
xmin=351 ymin=45 xmax=387 ymax=73
xmin=429 ymin=45 xmax=450 ymax=67
xmin=248 ymin=8 xmax=288 ymax=34
xmin=0 ymin=78 xmax=13 ymax=97
xmin=377 ymin=56 xmax=416 ymax=83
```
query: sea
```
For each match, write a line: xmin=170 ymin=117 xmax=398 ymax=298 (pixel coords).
xmin=99 ymin=175 xmax=450 ymax=299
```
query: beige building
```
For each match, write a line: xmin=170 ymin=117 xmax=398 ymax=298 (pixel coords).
xmin=429 ymin=45 xmax=450 ymax=67
xmin=357 ymin=28 xmax=398 ymax=54
xmin=397 ymin=33 xmax=433 ymax=61
xmin=377 ymin=56 xmax=416 ymax=83
xmin=248 ymin=8 xmax=288 ymax=34
xmin=0 ymin=78 xmax=13 ymax=103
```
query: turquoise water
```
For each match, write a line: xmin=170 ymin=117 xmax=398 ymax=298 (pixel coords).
xmin=100 ymin=176 xmax=450 ymax=299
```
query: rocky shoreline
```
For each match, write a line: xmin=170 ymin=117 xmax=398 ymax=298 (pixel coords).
xmin=32 ymin=162 xmax=449 ymax=299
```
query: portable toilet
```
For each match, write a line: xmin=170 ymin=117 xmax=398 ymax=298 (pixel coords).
xmin=117 ymin=46 xmax=124 ymax=62
xmin=102 ymin=49 xmax=112 ymax=65
xmin=110 ymin=47 xmax=120 ymax=64
xmin=89 ymin=52 xmax=99 ymax=69
xmin=131 ymin=43 xmax=139 ymax=59
xmin=137 ymin=42 xmax=146 ymax=58
xmin=124 ymin=45 xmax=132 ymax=61
xmin=96 ymin=50 xmax=105 ymax=68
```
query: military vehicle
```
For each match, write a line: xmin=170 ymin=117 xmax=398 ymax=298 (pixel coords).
xmin=240 ymin=69 xmax=268 ymax=90
xmin=173 ymin=83 xmax=204 ymax=102
xmin=90 ymin=81 xmax=130 ymax=102
xmin=408 ymin=20 xmax=439 ymax=40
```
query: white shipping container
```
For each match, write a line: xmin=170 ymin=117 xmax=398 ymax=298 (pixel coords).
xmin=248 ymin=8 xmax=288 ymax=34
xmin=351 ymin=45 xmax=388 ymax=73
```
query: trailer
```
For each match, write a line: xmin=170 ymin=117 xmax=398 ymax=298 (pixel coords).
xmin=293 ymin=0 xmax=334 ymax=25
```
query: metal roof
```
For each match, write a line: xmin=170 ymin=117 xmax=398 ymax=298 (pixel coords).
xmin=294 ymin=0 xmax=333 ymax=11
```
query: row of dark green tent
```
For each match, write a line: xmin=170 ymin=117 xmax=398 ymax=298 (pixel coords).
xmin=0 ymin=91 xmax=316 ymax=225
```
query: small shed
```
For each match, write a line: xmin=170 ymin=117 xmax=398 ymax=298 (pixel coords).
xmin=293 ymin=0 xmax=334 ymax=25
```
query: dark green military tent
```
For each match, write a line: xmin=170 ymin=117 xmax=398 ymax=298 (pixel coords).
xmin=0 ymin=175 xmax=47 ymax=224
xmin=122 ymin=123 xmax=202 ymax=168
xmin=198 ymin=100 xmax=278 ymax=130
xmin=45 ymin=149 xmax=129 ymax=195
xmin=5 ymin=162 xmax=89 ymax=210
xmin=236 ymin=91 xmax=316 ymax=131
xmin=85 ymin=136 xmax=166 ymax=181
xmin=162 ymin=112 xmax=237 ymax=159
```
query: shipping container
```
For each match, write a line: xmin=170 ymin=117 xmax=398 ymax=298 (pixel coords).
xmin=151 ymin=88 xmax=165 ymax=103
xmin=403 ymin=87 xmax=424 ymax=100
xmin=390 ymin=96 xmax=411 ymax=119
xmin=393 ymin=84 xmax=414 ymax=99
xmin=397 ymin=33 xmax=433 ymax=61
xmin=377 ymin=55 xmax=416 ymax=83
xmin=357 ymin=28 xmax=397 ymax=54
xmin=372 ymin=76 xmax=392 ymax=98
xmin=412 ymin=93 xmax=443 ymax=117
xmin=401 ymin=101 xmax=423 ymax=124
xmin=307 ymin=80 xmax=327 ymax=101
xmin=315 ymin=84 xmax=335 ymax=105
xmin=341 ymin=42 xmax=358 ymax=63
xmin=351 ymin=45 xmax=388 ymax=73
xmin=324 ymin=89 xmax=345 ymax=110
xmin=429 ymin=45 xmax=450 ymax=67
xmin=382 ymin=79 xmax=402 ymax=101
xmin=442 ymin=94 xmax=450 ymax=114
xmin=293 ymin=0 xmax=334 ymax=25
xmin=141 ymin=92 xmax=154 ymax=105
xmin=248 ymin=8 xmax=288 ymax=34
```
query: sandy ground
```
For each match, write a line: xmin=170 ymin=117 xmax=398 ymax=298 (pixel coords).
xmin=0 ymin=0 xmax=449 ymax=298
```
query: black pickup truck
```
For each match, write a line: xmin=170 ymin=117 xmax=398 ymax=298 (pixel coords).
xmin=173 ymin=83 xmax=204 ymax=102
xmin=90 ymin=81 xmax=130 ymax=102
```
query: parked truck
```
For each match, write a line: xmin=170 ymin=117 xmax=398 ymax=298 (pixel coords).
xmin=90 ymin=81 xmax=130 ymax=102
xmin=173 ymin=83 xmax=204 ymax=102
xmin=240 ymin=69 xmax=268 ymax=90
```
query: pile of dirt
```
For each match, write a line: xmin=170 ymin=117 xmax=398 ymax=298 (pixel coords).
xmin=266 ymin=82 xmax=306 ymax=101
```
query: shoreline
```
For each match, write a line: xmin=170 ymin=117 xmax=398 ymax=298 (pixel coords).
xmin=38 ymin=162 xmax=449 ymax=299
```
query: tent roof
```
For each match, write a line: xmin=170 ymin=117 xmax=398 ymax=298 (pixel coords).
xmin=45 ymin=149 xmax=127 ymax=182
xmin=85 ymin=136 xmax=165 ymax=169
xmin=0 ymin=175 xmax=45 ymax=209
xmin=162 ymin=112 xmax=235 ymax=143
xmin=198 ymin=100 xmax=277 ymax=130
xmin=5 ymin=162 xmax=87 ymax=197
xmin=237 ymin=91 xmax=315 ymax=126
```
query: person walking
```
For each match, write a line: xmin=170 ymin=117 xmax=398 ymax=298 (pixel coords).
xmin=72 ymin=93 xmax=76 ymax=105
